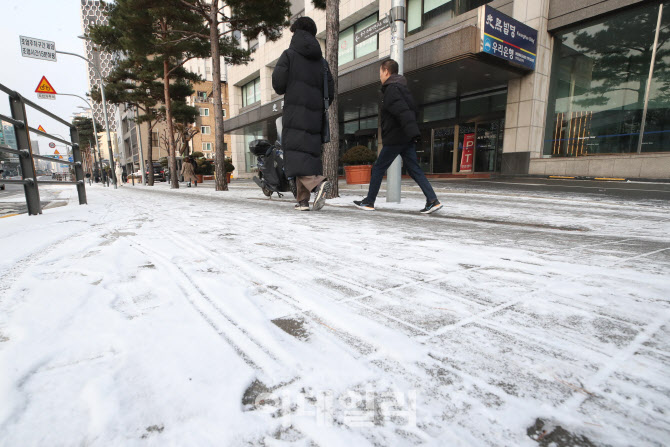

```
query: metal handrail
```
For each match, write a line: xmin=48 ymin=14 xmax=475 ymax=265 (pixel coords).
xmin=0 ymin=146 xmax=78 ymax=167
xmin=0 ymin=113 xmax=25 ymax=128
xmin=32 ymin=154 xmax=78 ymax=167
xmin=26 ymin=126 xmax=72 ymax=146
xmin=1 ymin=179 xmax=83 ymax=186
xmin=0 ymin=81 xmax=87 ymax=215
xmin=0 ymin=85 xmax=75 ymax=129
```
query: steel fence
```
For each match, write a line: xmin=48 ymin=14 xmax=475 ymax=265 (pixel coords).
xmin=0 ymin=82 xmax=86 ymax=215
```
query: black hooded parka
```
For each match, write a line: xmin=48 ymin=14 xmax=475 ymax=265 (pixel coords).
xmin=272 ymin=29 xmax=334 ymax=177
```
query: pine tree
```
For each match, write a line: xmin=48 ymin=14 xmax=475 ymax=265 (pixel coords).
xmin=89 ymin=0 xmax=211 ymax=189
xmin=90 ymin=55 xmax=200 ymax=185
xmin=172 ymin=0 xmax=291 ymax=191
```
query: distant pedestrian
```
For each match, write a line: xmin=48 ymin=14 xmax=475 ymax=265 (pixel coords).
xmin=181 ymin=157 xmax=197 ymax=187
xmin=354 ymin=59 xmax=442 ymax=214
xmin=272 ymin=16 xmax=334 ymax=212
xmin=115 ymin=162 xmax=124 ymax=187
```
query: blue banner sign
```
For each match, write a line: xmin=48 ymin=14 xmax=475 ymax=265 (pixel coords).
xmin=480 ymin=5 xmax=538 ymax=70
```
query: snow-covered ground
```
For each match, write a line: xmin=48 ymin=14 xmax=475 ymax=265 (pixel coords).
xmin=1 ymin=181 xmax=669 ymax=446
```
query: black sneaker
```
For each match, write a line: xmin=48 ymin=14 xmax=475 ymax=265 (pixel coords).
xmin=312 ymin=180 xmax=331 ymax=211
xmin=420 ymin=199 xmax=442 ymax=214
xmin=294 ymin=200 xmax=310 ymax=211
xmin=353 ymin=199 xmax=375 ymax=211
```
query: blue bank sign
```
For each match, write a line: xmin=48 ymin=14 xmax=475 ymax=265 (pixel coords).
xmin=479 ymin=6 xmax=538 ymax=70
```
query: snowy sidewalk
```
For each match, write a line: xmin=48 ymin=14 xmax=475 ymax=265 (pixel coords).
xmin=1 ymin=182 xmax=669 ymax=446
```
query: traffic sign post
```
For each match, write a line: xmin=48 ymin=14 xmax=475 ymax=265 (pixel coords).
xmin=35 ymin=76 xmax=57 ymax=101
xmin=37 ymin=125 xmax=47 ymax=133
xmin=19 ymin=36 xmax=57 ymax=62
xmin=49 ymin=142 xmax=56 ymax=149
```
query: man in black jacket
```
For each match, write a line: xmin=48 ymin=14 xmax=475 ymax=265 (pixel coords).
xmin=272 ymin=17 xmax=334 ymax=211
xmin=354 ymin=60 xmax=442 ymax=214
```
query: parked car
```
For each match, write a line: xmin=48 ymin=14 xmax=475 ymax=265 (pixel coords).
xmin=146 ymin=162 xmax=166 ymax=182
xmin=0 ymin=169 xmax=4 ymax=190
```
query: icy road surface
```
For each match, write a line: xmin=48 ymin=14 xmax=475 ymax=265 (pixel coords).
xmin=1 ymin=182 xmax=669 ymax=446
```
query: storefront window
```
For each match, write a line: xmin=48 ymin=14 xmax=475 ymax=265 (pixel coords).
xmin=339 ymin=27 xmax=354 ymax=65
xmin=343 ymin=121 xmax=359 ymax=135
xmin=243 ymin=123 xmax=264 ymax=172
xmin=641 ymin=2 xmax=670 ymax=152
xmin=339 ymin=13 xmax=378 ymax=66
xmin=422 ymin=100 xmax=456 ymax=122
xmin=408 ymin=0 xmax=489 ymax=35
xmin=544 ymin=3 xmax=661 ymax=156
xmin=242 ymin=77 xmax=261 ymax=107
xmin=459 ymin=90 xmax=506 ymax=118
xmin=355 ymin=14 xmax=378 ymax=59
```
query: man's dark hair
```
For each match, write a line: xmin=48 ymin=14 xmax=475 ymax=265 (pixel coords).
xmin=290 ymin=16 xmax=317 ymax=36
xmin=380 ymin=59 xmax=399 ymax=75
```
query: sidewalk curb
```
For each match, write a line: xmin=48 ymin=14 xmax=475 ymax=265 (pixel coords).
xmin=498 ymin=174 xmax=670 ymax=184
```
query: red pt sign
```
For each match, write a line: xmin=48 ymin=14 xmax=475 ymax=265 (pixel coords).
xmin=460 ymin=133 xmax=475 ymax=172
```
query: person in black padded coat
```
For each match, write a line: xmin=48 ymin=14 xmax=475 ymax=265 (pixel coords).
xmin=272 ymin=16 xmax=334 ymax=212
xmin=354 ymin=59 xmax=442 ymax=214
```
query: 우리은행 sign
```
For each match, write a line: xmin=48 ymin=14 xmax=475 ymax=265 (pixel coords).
xmin=479 ymin=6 xmax=538 ymax=70
xmin=460 ymin=133 xmax=475 ymax=172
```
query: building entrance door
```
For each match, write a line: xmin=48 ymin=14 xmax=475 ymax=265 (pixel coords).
xmin=474 ymin=119 xmax=504 ymax=173
xmin=428 ymin=118 xmax=504 ymax=174
xmin=431 ymin=126 xmax=455 ymax=173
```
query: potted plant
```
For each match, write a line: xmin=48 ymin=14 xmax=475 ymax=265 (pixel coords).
xmin=341 ymin=145 xmax=377 ymax=184
xmin=224 ymin=157 xmax=235 ymax=183
xmin=195 ymin=156 xmax=213 ymax=183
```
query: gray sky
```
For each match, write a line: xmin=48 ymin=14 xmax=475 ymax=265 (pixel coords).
xmin=0 ymin=0 xmax=93 ymax=155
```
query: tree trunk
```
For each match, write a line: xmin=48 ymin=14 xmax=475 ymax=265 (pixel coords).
xmin=323 ymin=0 xmax=340 ymax=198
xmin=147 ymin=120 xmax=155 ymax=186
xmin=210 ymin=0 xmax=229 ymax=191
xmin=164 ymin=58 xmax=179 ymax=189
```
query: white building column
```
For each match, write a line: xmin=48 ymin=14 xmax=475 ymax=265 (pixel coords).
xmin=504 ymin=0 xmax=552 ymax=160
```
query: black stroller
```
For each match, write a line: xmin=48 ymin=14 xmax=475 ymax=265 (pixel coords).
xmin=251 ymin=117 xmax=297 ymax=199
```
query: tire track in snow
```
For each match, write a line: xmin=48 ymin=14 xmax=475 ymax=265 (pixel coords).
xmin=130 ymin=240 xmax=289 ymax=381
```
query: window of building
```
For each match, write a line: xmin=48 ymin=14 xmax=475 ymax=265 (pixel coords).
xmin=151 ymin=131 xmax=159 ymax=147
xmin=248 ymin=37 xmax=259 ymax=52
xmin=459 ymin=90 xmax=506 ymax=118
xmin=242 ymin=77 xmax=261 ymax=107
xmin=233 ymin=30 xmax=242 ymax=47
xmin=200 ymin=107 xmax=209 ymax=117
xmin=422 ymin=100 xmax=457 ymax=123
xmin=290 ymin=0 xmax=304 ymax=17
xmin=201 ymin=126 xmax=211 ymax=135
xmin=196 ymin=91 xmax=208 ymax=102
xmin=222 ymin=108 xmax=227 ymax=117
xmin=203 ymin=142 xmax=212 ymax=151
xmin=407 ymin=0 xmax=490 ymax=35
xmin=338 ymin=13 xmax=379 ymax=66
xmin=544 ymin=2 xmax=670 ymax=156
xmin=243 ymin=122 xmax=265 ymax=172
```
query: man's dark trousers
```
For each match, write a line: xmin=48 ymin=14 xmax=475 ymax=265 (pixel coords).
xmin=365 ymin=142 xmax=438 ymax=204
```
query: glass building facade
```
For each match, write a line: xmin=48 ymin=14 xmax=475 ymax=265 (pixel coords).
xmin=544 ymin=1 xmax=670 ymax=157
